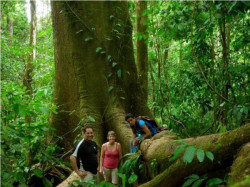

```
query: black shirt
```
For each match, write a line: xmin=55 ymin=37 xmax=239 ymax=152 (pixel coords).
xmin=72 ymin=140 xmax=98 ymax=174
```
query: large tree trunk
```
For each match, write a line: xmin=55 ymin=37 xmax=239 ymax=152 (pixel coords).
xmin=51 ymin=1 xmax=151 ymax=153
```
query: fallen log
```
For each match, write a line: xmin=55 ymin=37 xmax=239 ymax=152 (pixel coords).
xmin=56 ymin=171 xmax=80 ymax=187
xmin=139 ymin=124 xmax=250 ymax=187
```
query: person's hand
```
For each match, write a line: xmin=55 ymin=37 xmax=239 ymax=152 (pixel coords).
xmin=133 ymin=138 xmax=140 ymax=146
xmin=99 ymin=168 xmax=103 ymax=175
xmin=77 ymin=170 xmax=88 ymax=177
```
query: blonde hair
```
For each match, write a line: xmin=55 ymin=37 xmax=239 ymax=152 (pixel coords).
xmin=107 ymin=131 xmax=116 ymax=137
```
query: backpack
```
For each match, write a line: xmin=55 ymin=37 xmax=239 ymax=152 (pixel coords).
xmin=136 ymin=116 xmax=167 ymax=133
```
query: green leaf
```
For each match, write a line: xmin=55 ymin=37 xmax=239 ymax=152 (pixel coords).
xmin=206 ymin=178 xmax=223 ymax=186
xmin=120 ymin=153 xmax=138 ymax=161
xmin=33 ymin=168 xmax=43 ymax=178
xmin=169 ymin=144 xmax=188 ymax=162
xmin=240 ymin=106 xmax=248 ymax=115
xmin=228 ymin=1 xmax=237 ymax=13
xmin=182 ymin=178 xmax=198 ymax=187
xmin=84 ymin=37 xmax=93 ymax=42
xmin=178 ymin=24 xmax=183 ymax=31
xmin=182 ymin=174 xmax=200 ymax=187
xmin=73 ymin=125 xmax=81 ymax=132
xmin=120 ymin=97 xmax=125 ymax=100
xmin=107 ymin=55 xmax=112 ymax=62
xmin=112 ymin=62 xmax=117 ymax=67
xmin=110 ymin=15 xmax=114 ymax=20
xmin=150 ymin=159 xmax=157 ymax=169
xmin=100 ymin=50 xmax=106 ymax=54
xmin=196 ymin=148 xmax=205 ymax=163
xmin=87 ymin=116 xmax=95 ymax=122
xmin=188 ymin=174 xmax=200 ymax=179
xmin=39 ymin=107 xmax=49 ymax=114
xmin=108 ymin=86 xmax=114 ymax=92
xmin=106 ymin=37 xmax=113 ymax=41
xmin=205 ymin=151 xmax=214 ymax=161
xmin=35 ymin=90 xmax=44 ymax=98
xmin=69 ymin=110 xmax=76 ymax=115
xmin=219 ymin=102 xmax=225 ymax=107
xmin=96 ymin=47 xmax=102 ymax=53
xmin=76 ymin=30 xmax=83 ymax=34
xmin=183 ymin=146 xmax=196 ymax=163
xmin=116 ymin=173 xmax=126 ymax=187
xmin=42 ymin=177 xmax=53 ymax=187
xmin=117 ymin=69 xmax=121 ymax=78
xmin=128 ymin=174 xmax=138 ymax=184
xmin=191 ymin=178 xmax=205 ymax=187
xmin=108 ymin=73 xmax=113 ymax=78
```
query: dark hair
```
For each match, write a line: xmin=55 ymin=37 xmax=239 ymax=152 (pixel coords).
xmin=125 ymin=113 xmax=134 ymax=121
xmin=82 ymin=125 xmax=93 ymax=133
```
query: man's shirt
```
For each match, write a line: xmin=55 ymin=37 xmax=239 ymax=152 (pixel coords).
xmin=72 ymin=139 xmax=98 ymax=174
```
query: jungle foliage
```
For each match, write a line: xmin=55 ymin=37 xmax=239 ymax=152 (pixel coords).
xmin=1 ymin=1 xmax=249 ymax=186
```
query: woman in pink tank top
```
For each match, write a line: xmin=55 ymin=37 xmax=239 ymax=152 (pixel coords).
xmin=99 ymin=131 xmax=122 ymax=185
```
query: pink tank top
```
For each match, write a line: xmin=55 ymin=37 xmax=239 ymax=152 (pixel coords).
xmin=103 ymin=142 xmax=119 ymax=169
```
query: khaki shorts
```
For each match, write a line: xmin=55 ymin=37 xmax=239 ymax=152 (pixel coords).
xmin=80 ymin=171 xmax=97 ymax=186
xmin=103 ymin=167 xmax=119 ymax=184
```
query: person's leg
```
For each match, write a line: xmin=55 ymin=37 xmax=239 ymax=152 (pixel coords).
xmin=111 ymin=168 xmax=119 ymax=185
xmin=80 ymin=172 xmax=97 ymax=186
xmin=130 ymin=140 xmax=136 ymax=153
xmin=130 ymin=139 xmax=141 ymax=153
xmin=102 ymin=167 xmax=112 ymax=182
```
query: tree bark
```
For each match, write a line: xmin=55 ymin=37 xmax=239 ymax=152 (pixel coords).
xmin=51 ymin=1 xmax=151 ymax=153
xmin=228 ymin=142 xmax=250 ymax=186
xmin=139 ymin=124 xmax=250 ymax=187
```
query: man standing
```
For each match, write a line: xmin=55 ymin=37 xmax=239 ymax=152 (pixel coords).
xmin=70 ymin=125 xmax=99 ymax=184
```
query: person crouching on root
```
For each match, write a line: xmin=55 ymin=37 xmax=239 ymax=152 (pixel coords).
xmin=125 ymin=113 xmax=158 ymax=153
xmin=99 ymin=131 xmax=122 ymax=185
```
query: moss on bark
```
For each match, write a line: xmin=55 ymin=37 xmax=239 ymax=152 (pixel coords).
xmin=229 ymin=143 xmax=250 ymax=185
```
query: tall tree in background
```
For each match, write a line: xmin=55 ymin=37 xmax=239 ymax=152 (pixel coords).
xmin=51 ymin=1 xmax=151 ymax=152
xmin=22 ymin=0 xmax=37 ymax=169
xmin=23 ymin=0 xmax=37 ymax=95
xmin=217 ymin=3 xmax=234 ymax=126
xmin=7 ymin=13 xmax=13 ymax=44
xmin=136 ymin=0 xmax=148 ymax=102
